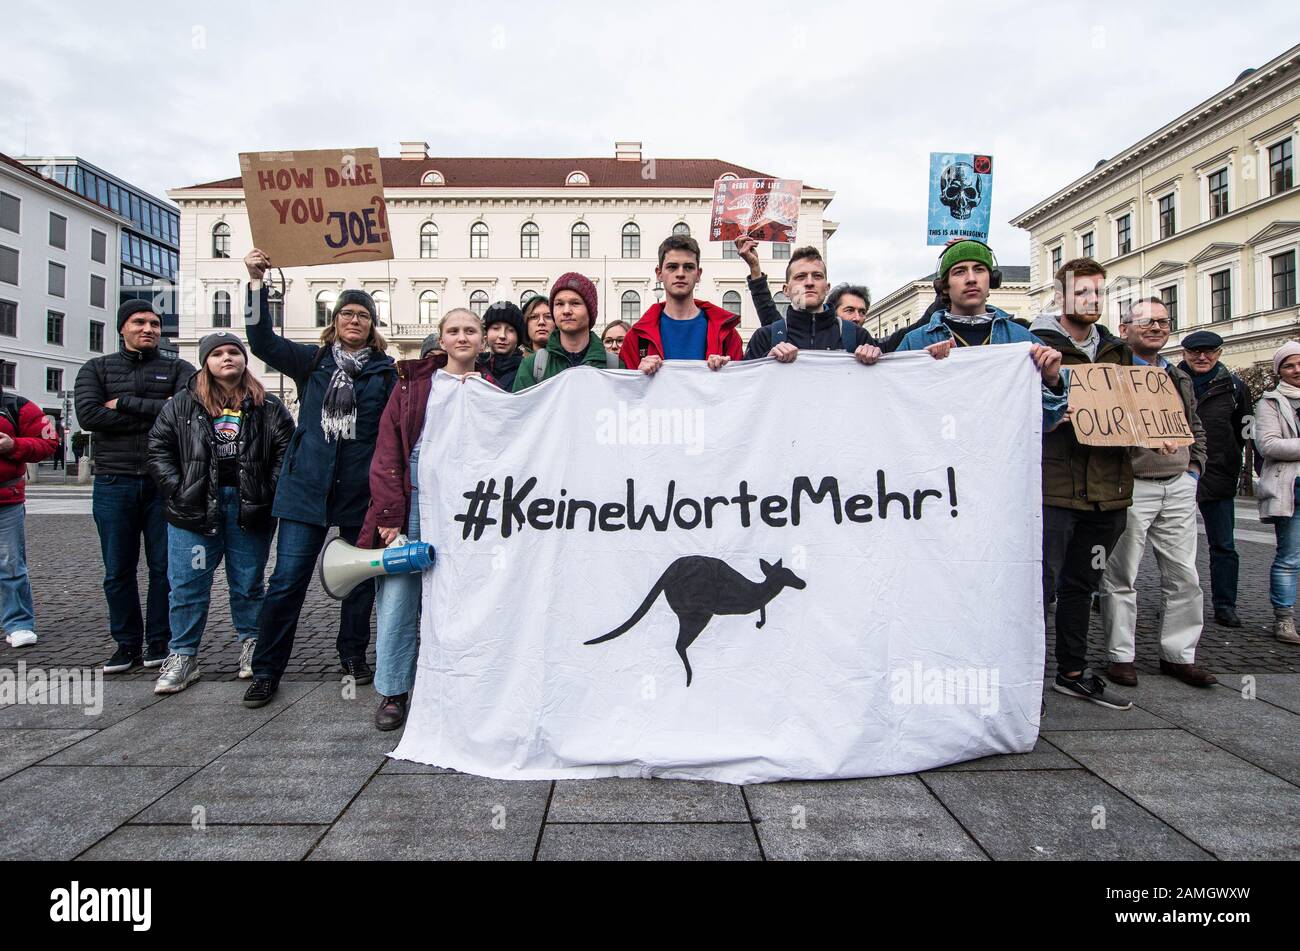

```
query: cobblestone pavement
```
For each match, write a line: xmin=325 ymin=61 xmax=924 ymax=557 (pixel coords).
xmin=3 ymin=488 xmax=1297 ymax=861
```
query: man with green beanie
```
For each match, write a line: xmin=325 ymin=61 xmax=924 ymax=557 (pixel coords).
xmin=895 ymin=239 xmax=1067 ymax=429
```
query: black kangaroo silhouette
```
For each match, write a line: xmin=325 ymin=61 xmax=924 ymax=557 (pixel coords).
xmin=584 ymin=555 xmax=807 ymax=686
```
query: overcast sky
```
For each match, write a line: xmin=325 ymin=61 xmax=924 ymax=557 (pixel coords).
xmin=3 ymin=1 xmax=1297 ymax=297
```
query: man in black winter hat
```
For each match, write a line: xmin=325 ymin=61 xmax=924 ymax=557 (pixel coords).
xmin=75 ymin=300 xmax=196 ymax=674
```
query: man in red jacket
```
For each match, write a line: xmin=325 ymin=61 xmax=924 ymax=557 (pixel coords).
xmin=620 ymin=234 xmax=744 ymax=374
xmin=1 ymin=386 xmax=58 ymax=647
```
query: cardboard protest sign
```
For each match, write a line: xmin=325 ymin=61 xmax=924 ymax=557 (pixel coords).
xmin=710 ymin=178 xmax=801 ymax=243
xmin=1068 ymin=363 xmax=1195 ymax=448
xmin=238 ymin=148 xmax=393 ymax=268
xmin=927 ymin=152 xmax=993 ymax=246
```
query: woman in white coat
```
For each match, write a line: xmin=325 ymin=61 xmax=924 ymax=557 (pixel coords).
xmin=1253 ymin=339 xmax=1300 ymax=646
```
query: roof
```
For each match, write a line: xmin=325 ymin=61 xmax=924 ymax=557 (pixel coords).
xmin=0 ymin=150 xmax=127 ymax=223
xmin=181 ymin=156 xmax=788 ymax=191
xmin=1011 ymin=42 xmax=1300 ymax=226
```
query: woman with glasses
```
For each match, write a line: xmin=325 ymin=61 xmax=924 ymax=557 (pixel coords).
xmin=238 ymin=248 xmax=397 ymax=708
xmin=1254 ymin=340 xmax=1300 ymax=648
xmin=600 ymin=320 xmax=630 ymax=355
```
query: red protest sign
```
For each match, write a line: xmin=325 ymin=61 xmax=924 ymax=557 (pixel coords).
xmin=238 ymin=148 xmax=393 ymax=268
xmin=709 ymin=178 xmax=802 ymax=243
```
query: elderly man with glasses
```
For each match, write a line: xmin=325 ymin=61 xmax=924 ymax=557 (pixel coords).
xmin=1099 ymin=297 xmax=1214 ymax=689
xmin=1177 ymin=330 xmax=1251 ymax=628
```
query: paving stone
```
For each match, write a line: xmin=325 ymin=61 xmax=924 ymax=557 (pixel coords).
xmin=79 ymin=824 xmax=327 ymax=861
xmin=1046 ymin=729 xmax=1300 ymax=860
xmin=547 ymin=778 xmax=747 ymax=822
xmin=310 ymin=774 xmax=550 ymax=860
xmin=380 ymin=756 xmax=459 ymax=775
xmin=0 ymin=765 xmax=195 ymax=860
xmin=1248 ymin=673 xmax=1300 ymax=715
xmin=927 ymin=735 xmax=1081 ymax=771
xmin=0 ymin=728 xmax=96 ymax=781
xmin=133 ymin=763 xmax=377 ymax=825
xmin=746 ymin=775 xmax=985 ymax=860
xmin=538 ymin=822 xmax=760 ymax=861
xmin=1041 ymin=678 xmax=1178 ymax=731
xmin=0 ymin=679 xmax=160 ymax=729
xmin=923 ymin=768 xmax=1210 ymax=860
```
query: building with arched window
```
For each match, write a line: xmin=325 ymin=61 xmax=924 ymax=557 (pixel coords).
xmin=169 ymin=139 xmax=835 ymax=370
xmin=212 ymin=290 xmax=231 ymax=328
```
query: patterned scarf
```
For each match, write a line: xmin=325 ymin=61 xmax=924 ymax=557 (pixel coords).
xmin=321 ymin=341 xmax=371 ymax=441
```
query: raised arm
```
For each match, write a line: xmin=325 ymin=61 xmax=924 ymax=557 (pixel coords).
xmin=243 ymin=249 xmax=318 ymax=382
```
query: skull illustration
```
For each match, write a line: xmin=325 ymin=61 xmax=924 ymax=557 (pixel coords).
xmin=940 ymin=162 xmax=982 ymax=220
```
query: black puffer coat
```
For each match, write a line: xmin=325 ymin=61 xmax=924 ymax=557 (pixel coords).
xmin=147 ymin=376 xmax=295 ymax=534
xmin=1178 ymin=361 xmax=1250 ymax=502
xmin=74 ymin=344 xmax=196 ymax=476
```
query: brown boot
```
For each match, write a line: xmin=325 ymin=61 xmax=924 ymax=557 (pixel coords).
xmin=374 ymin=693 xmax=409 ymax=732
xmin=1105 ymin=662 xmax=1138 ymax=687
xmin=1159 ymin=660 xmax=1218 ymax=687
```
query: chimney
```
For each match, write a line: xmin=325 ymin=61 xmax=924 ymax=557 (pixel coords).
xmin=399 ymin=141 xmax=430 ymax=161
xmin=615 ymin=140 xmax=642 ymax=162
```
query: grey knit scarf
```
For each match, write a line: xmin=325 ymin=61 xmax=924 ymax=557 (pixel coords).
xmin=321 ymin=341 xmax=371 ymax=441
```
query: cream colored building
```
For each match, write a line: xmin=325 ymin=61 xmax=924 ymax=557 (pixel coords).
xmin=167 ymin=141 xmax=837 ymax=390
xmin=1011 ymin=44 xmax=1300 ymax=370
xmin=869 ymin=266 xmax=1031 ymax=343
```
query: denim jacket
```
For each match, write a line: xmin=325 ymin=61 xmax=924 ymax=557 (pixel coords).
xmin=896 ymin=307 xmax=1069 ymax=431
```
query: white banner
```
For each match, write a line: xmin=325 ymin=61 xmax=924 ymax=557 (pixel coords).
xmin=393 ymin=347 xmax=1045 ymax=784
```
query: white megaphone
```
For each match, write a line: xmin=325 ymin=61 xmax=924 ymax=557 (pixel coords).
xmin=318 ymin=535 xmax=436 ymax=600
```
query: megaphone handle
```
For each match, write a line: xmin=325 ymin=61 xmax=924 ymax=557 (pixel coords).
xmin=389 ymin=534 xmax=408 ymax=548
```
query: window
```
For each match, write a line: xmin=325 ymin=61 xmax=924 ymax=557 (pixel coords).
xmin=520 ymin=222 xmax=539 ymax=259
xmin=90 ymin=274 xmax=106 ymax=308
xmin=212 ymin=222 xmax=231 ymax=258
xmin=47 ymin=311 xmax=64 ymax=345
xmin=1208 ymin=168 xmax=1229 ymax=219
xmin=1273 ymin=250 xmax=1297 ymax=309
xmin=0 ymin=246 xmax=17 ymax=285
xmin=773 ymin=291 xmax=790 ymax=317
xmin=1050 ymin=246 xmax=1062 ymax=277
xmin=48 ymin=261 xmax=65 ymax=297
xmin=420 ymin=222 xmax=438 ymax=258
xmin=622 ymin=223 xmax=640 ymax=259
xmin=371 ymin=290 xmax=389 ymax=326
xmin=772 ymin=242 xmax=791 ymax=260
xmin=672 ymin=222 xmax=690 ymax=237
xmin=621 ymin=290 xmax=640 ymax=323
xmin=1159 ymin=285 xmax=1179 ymax=332
xmin=565 ymin=171 xmax=589 ymax=186
xmin=91 ymin=229 xmax=106 ymax=264
xmin=1210 ymin=270 xmax=1231 ymax=322
xmin=267 ymin=288 xmax=284 ymax=328
xmin=1271 ymin=138 xmax=1294 ymax=195
xmin=0 ymin=299 xmax=15 ymax=336
xmin=723 ymin=290 xmax=742 ymax=317
xmin=46 ymin=367 xmax=62 ymax=393
xmin=0 ymin=361 xmax=14 ymax=388
xmin=723 ymin=241 xmax=739 ymax=259
xmin=1158 ymin=193 xmax=1176 ymax=239
xmin=470 ymin=222 xmax=488 ymax=258
xmin=1116 ymin=215 xmax=1132 ymax=255
xmin=571 ymin=222 xmax=590 ymax=259
xmin=315 ymin=289 xmax=336 ymax=327
xmin=49 ymin=213 xmax=66 ymax=250
xmin=212 ymin=290 xmax=232 ymax=328
xmin=419 ymin=290 xmax=439 ymax=323
xmin=421 ymin=170 xmax=445 ymax=185
xmin=469 ymin=290 xmax=489 ymax=317
xmin=520 ymin=290 xmax=539 ymax=309
xmin=0 ymin=192 xmax=18 ymax=232
xmin=1081 ymin=231 xmax=1094 ymax=259
xmin=89 ymin=320 xmax=105 ymax=353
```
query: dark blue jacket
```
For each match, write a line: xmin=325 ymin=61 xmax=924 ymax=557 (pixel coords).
xmin=244 ymin=285 xmax=396 ymax=528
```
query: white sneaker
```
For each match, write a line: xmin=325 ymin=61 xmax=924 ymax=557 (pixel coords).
xmin=5 ymin=630 xmax=37 ymax=648
xmin=238 ymin=638 xmax=257 ymax=679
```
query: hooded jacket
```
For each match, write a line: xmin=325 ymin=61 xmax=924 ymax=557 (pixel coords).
xmin=512 ymin=329 xmax=623 ymax=392
xmin=245 ymin=284 xmax=396 ymax=528
xmin=743 ymin=300 xmax=879 ymax=358
xmin=1178 ymin=361 xmax=1250 ymax=502
xmin=619 ymin=300 xmax=744 ymax=369
xmin=358 ymin=353 xmax=448 ymax=549
xmin=0 ymin=393 xmax=57 ymax=505
xmin=146 ymin=374 xmax=295 ymax=534
xmin=1031 ymin=314 xmax=1134 ymax=512
xmin=73 ymin=344 xmax=196 ymax=476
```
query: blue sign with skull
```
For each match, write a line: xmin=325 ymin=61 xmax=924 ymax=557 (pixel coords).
xmin=927 ymin=152 xmax=994 ymax=246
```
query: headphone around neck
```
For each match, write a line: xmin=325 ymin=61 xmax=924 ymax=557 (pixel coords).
xmin=933 ymin=239 xmax=1003 ymax=297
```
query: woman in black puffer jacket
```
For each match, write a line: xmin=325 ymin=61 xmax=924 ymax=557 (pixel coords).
xmin=146 ymin=331 xmax=294 ymax=695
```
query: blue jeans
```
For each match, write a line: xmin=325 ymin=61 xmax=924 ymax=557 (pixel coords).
xmin=92 ymin=474 xmax=170 ymax=651
xmin=1270 ymin=481 xmax=1300 ymax=611
xmin=1198 ymin=496 xmax=1238 ymax=611
xmin=251 ymin=518 xmax=373 ymax=681
xmin=374 ymin=490 xmax=421 ymax=697
xmin=0 ymin=503 xmax=35 ymax=634
xmin=166 ymin=487 xmax=273 ymax=656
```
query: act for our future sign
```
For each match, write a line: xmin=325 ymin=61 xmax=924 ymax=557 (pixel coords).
xmin=238 ymin=148 xmax=393 ymax=268
xmin=1067 ymin=363 xmax=1195 ymax=448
